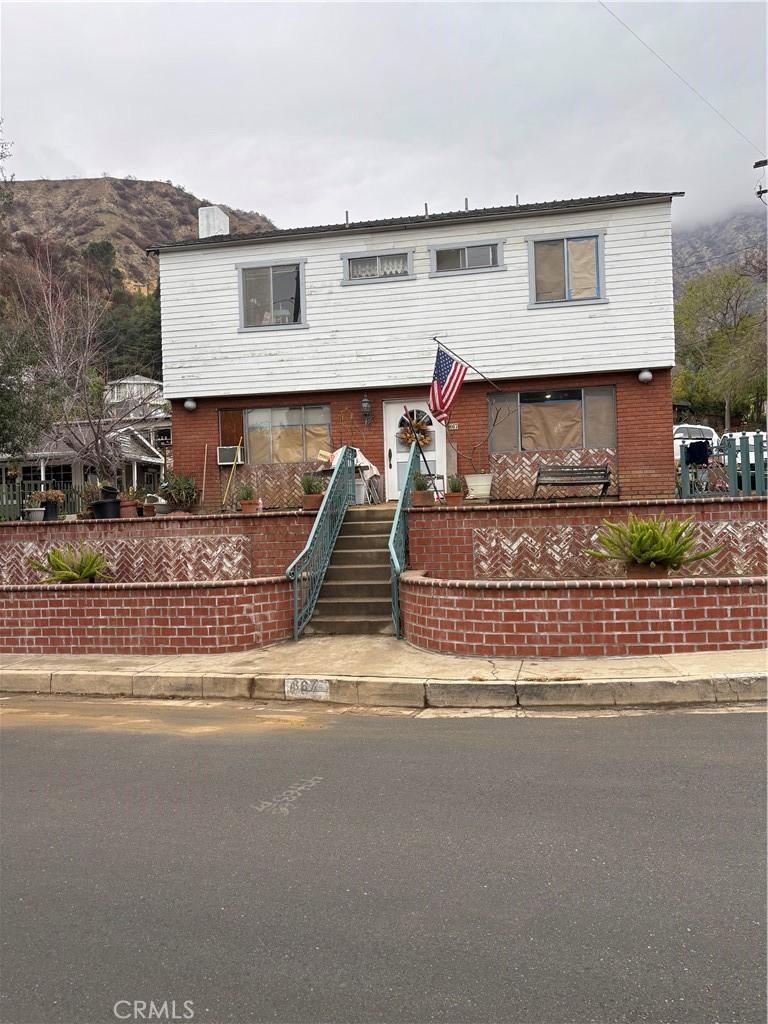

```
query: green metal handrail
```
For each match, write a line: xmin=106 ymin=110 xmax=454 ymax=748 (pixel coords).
xmin=286 ymin=446 xmax=356 ymax=640
xmin=387 ymin=443 xmax=420 ymax=638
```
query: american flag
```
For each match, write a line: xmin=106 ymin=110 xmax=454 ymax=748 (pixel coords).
xmin=428 ymin=346 xmax=468 ymax=424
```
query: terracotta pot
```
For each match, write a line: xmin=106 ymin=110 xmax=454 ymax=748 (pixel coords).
xmin=302 ymin=493 xmax=323 ymax=511
xmin=240 ymin=499 xmax=260 ymax=514
xmin=625 ymin=562 xmax=670 ymax=580
xmin=119 ymin=500 xmax=139 ymax=519
xmin=142 ymin=504 xmax=156 ymax=517
xmin=410 ymin=490 xmax=434 ymax=507
xmin=445 ymin=492 xmax=464 ymax=507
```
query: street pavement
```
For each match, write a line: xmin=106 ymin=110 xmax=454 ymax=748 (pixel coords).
xmin=0 ymin=697 xmax=765 ymax=1024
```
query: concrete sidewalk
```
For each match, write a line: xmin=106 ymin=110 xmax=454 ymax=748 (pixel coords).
xmin=1 ymin=638 xmax=766 ymax=709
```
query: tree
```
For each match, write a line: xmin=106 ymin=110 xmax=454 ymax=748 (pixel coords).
xmin=674 ymin=268 xmax=766 ymax=430
xmin=85 ymin=240 xmax=123 ymax=295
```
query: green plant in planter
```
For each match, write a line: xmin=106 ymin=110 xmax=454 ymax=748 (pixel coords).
xmin=412 ymin=472 xmax=430 ymax=492
xmin=30 ymin=489 xmax=66 ymax=506
xmin=300 ymin=475 xmax=324 ymax=495
xmin=236 ymin=483 xmax=255 ymax=502
xmin=30 ymin=544 xmax=112 ymax=584
xmin=586 ymin=515 xmax=721 ymax=570
xmin=447 ymin=475 xmax=464 ymax=493
xmin=159 ymin=472 xmax=198 ymax=510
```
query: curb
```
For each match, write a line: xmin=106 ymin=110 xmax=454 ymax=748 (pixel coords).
xmin=0 ymin=669 xmax=765 ymax=709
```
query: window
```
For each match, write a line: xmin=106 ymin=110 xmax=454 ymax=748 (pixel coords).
xmin=220 ymin=406 xmax=331 ymax=464
xmin=489 ymin=386 xmax=616 ymax=452
xmin=429 ymin=240 xmax=505 ymax=276
xmin=342 ymin=251 xmax=413 ymax=284
xmin=238 ymin=261 xmax=305 ymax=329
xmin=528 ymin=232 xmax=605 ymax=305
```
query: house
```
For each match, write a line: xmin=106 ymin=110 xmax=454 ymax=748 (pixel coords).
xmin=149 ymin=192 xmax=682 ymax=509
xmin=0 ymin=375 xmax=169 ymax=512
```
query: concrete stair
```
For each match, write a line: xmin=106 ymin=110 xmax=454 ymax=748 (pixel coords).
xmin=306 ymin=505 xmax=396 ymax=636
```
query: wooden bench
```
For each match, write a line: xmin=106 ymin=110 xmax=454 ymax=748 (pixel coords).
xmin=533 ymin=464 xmax=611 ymax=498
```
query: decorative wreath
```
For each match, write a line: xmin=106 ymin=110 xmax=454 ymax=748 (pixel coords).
xmin=403 ymin=413 xmax=434 ymax=450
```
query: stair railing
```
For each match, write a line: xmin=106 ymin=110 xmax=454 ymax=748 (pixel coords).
xmin=286 ymin=446 xmax=356 ymax=640
xmin=388 ymin=442 xmax=420 ymax=638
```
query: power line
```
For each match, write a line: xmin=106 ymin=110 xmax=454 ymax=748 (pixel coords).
xmin=676 ymin=246 xmax=764 ymax=270
xmin=598 ymin=1 xmax=766 ymax=157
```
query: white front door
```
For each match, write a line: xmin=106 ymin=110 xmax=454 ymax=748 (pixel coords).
xmin=383 ymin=400 xmax=447 ymax=500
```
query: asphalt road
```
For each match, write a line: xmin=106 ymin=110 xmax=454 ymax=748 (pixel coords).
xmin=0 ymin=697 xmax=765 ymax=1024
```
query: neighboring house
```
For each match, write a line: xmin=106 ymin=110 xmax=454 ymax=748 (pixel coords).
xmin=0 ymin=375 xmax=170 ymax=497
xmin=149 ymin=192 xmax=682 ymax=508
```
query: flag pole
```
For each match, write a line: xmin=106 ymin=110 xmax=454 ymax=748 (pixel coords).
xmin=403 ymin=405 xmax=440 ymax=497
xmin=432 ymin=336 xmax=504 ymax=392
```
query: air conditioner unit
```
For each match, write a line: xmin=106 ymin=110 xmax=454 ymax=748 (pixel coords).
xmin=217 ymin=446 xmax=244 ymax=466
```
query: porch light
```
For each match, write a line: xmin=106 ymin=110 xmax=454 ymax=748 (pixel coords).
xmin=638 ymin=370 xmax=653 ymax=384
xmin=361 ymin=393 xmax=372 ymax=426
xmin=183 ymin=398 xmax=198 ymax=411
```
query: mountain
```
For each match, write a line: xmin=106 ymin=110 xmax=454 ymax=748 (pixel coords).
xmin=7 ymin=177 xmax=274 ymax=288
xmin=672 ymin=206 xmax=766 ymax=295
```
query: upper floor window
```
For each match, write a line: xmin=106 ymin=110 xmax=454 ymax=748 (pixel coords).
xmin=342 ymin=251 xmax=413 ymax=284
xmin=429 ymin=240 xmax=505 ymax=277
xmin=488 ymin=386 xmax=616 ymax=452
xmin=238 ymin=261 xmax=306 ymax=330
xmin=527 ymin=231 xmax=606 ymax=306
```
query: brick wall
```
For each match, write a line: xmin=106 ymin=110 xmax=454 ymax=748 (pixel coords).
xmin=171 ymin=368 xmax=676 ymax=510
xmin=400 ymin=573 xmax=767 ymax=658
xmin=0 ymin=578 xmax=293 ymax=655
xmin=407 ymin=497 xmax=767 ymax=579
xmin=0 ymin=512 xmax=313 ymax=583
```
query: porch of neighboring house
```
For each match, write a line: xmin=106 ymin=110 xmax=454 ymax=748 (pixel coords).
xmin=0 ymin=429 xmax=166 ymax=520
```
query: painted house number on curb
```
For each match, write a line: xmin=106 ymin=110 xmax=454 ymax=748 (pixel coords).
xmin=285 ymin=677 xmax=331 ymax=700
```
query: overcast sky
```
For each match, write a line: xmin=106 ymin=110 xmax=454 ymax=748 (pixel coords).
xmin=2 ymin=2 xmax=765 ymax=229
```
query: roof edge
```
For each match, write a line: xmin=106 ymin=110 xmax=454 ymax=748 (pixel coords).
xmin=147 ymin=192 xmax=684 ymax=255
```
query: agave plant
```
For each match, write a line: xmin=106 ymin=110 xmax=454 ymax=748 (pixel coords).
xmin=29 ymin=544 xmax=112 ymax=584
xmin=300 ymin=474 xmax=324 ymax=495
xmin=586 ymin=515 xmax=720 ymax=570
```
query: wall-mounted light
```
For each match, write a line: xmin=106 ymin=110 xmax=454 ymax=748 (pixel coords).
xmin=637 ymin=370 xmax=653 ymax=384
xmin=361 ymin=393 xmax=372 ymax=426
xmin=183 ymin=398 xmax=198 ymax=411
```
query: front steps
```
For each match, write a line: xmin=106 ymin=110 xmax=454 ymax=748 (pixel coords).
xmin=306 ymin=505 xmax=396 ymax=636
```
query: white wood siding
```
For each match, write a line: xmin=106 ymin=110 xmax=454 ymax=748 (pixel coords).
xmin=159 ymin=201 xmax=675 ymax=399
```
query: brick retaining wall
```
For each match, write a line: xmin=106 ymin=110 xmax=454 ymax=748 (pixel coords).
xmin=407 ymin=497 xmax=767 ymax=579
xmin=400 ymin=572 xmax=768 ymax=658
xmin=0 ymin=512 xmax=313 ymax=584
xmin=0 ymin=577 xmax=293 ymax=655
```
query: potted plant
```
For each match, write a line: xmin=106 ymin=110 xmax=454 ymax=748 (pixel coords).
xmin=464 ymin=467 xmax=492 ymax=501
xmin=89 ymin=480 xmax=121 ymax=520
xmin=29 ymin=544 xmax=112 ymax=584
xmin=30 ymin=488 xmax=66 ymax=522
xmin=300 ymin=474 xmax=324 ymax=511
xmin=410 ymin=471 xmax=434 ymax=507
xmin=236 ymin=482 xmax=260 ymax=514
xmin=586 ymin=515 xmax=721 ymax=578
xmin=143 ymin=493 xmax=158 ymax=517
xmin=445 ymin=475 xmax=465 ymax=507
xmin=25 ymin=495 xmax=45 ymax=522
xmin=118 ymin=487 xmax=142 ymax=519
xmin=159 ymin=472 xmax=199 ymax=513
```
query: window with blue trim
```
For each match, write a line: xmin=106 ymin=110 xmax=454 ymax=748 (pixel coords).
xmin=533 ymin=236 xmax=600 ymax=303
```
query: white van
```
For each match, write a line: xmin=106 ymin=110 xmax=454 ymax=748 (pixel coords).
xmin=672 ymin=424 xmax=720 ymax=462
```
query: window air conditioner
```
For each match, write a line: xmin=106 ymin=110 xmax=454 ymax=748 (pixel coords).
xmin=217 ymin=446 xmax=244 ymax=466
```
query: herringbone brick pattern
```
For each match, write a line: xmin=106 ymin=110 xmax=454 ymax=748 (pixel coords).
xmin=490 ymin=449 xmax=618 ymax=501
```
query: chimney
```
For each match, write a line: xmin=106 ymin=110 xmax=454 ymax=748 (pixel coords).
xmin=198 ymin=206 xmax=230 ymax=239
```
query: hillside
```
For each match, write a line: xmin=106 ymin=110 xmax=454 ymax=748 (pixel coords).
xmin=672 ymin=206 xmax=766 ymax=294
xmin=7 ymin=177 xmax=273 ymax=288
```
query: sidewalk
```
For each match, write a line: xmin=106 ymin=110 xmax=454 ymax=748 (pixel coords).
xmin=1 ymin=638 xmax=766 ymax=709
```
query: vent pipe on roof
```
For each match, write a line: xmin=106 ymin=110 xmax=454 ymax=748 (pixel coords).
xmin=464 ymin=197 xmax=469 ymax=211
xmin=345 ymin=210 xmax=349 ymax=226
xmin=424 ymin=203 xmax=429 ymax=217
xmin=198 ymin=206 xmax=230 ymax=239
xmin=515 ymin=194 xmax=520 ymax=206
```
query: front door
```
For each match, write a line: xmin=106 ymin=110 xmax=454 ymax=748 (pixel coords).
xmin=383 ymin=400 xmax=447 ymax=500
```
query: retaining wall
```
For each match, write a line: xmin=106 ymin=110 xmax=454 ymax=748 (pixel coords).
xmin=407 ymin=496 xmax=767 ymax=579
xmin=400 ymin=572 xmax=768 ymax=658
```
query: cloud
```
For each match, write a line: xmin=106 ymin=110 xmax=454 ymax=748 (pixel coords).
xmin=2 ymin=1 xmax=765 ymax=228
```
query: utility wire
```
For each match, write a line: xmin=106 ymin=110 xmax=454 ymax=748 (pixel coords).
xmin=676 ymin=246 xmax=765 ymax=270
xmin=598 ymin=1 xmax=766 ymax=157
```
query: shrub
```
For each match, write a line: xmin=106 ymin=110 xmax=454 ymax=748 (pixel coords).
xmin=447 ymin=475 xmax=464 ymax=493
xmin=30 ymin=489 xmax=66 ymax=505
xmin=586 ymin=515 xmax=721 ymax=570
xmin=412 ymin=472 xmax=430 ymax=492
xmin=300 ymin=475 xmax=323 ymax=495
xmin=30 ymin=544 xmax=112 ymax=584
xmin=236 ymin=483 xmax=255 ymax=501
xmin=159 ymin=472 xmax=198 ymax=510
